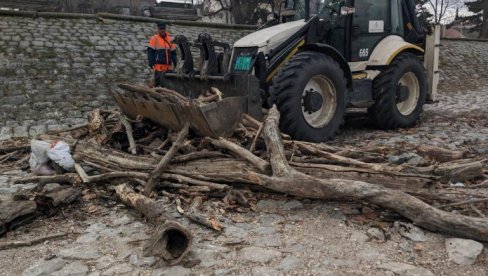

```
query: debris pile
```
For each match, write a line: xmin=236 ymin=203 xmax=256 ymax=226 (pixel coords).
xmin=0 ymin=84 xmax=487 ymax=265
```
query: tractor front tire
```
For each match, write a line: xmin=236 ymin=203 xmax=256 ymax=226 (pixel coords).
xmin=270 ymin=52 xmax=347 ymax=142
xmin=369 ymin=53 xmax=427 ymax=129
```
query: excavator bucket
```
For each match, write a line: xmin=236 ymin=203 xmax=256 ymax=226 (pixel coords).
xmin=114 ymin=86 xmax=248 ymax=138
xmin=113 ymin=33 xmax=262 ymax=138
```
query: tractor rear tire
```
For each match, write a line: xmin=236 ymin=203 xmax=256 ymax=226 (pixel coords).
xmin=270 ymin=51 xmax=347 ymax=142
xmin=369 ymin=53 xmax=427 ymax=129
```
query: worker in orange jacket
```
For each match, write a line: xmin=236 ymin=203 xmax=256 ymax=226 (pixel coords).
xmin=147 ymin=22 xmax=178 ymax=87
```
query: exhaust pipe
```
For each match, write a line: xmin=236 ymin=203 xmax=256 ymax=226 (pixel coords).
xmin=305 ymin=0 xmax=310 ymax=21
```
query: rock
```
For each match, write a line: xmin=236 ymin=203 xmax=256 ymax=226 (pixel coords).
xmin=22 ymin=258 xmax=66 ymax=276
xmin=388 ymin=153 xmax=425 ymax=166
xmin=349 ymin=231 xmax=370 ymax=244
xmin=287 ymin=214 xmax=304 ymax=222
xmin=102 ymin=263 xmax=133 ymax=275
xmin=75 ymin=232 xmax=99 ymax=244
xmin=152 ymin=266 xmax=193 ymax=276
xmin=255 ymin=199 xmax=285 ymax=212
xmin=51 ymin=262 xmax=89 ymax=276
xmin=99 ymin=227 xmax=123 ymax=237
xmin=254 ymin=226 xmax=277 ymax=235
xmin=277 ymin=256 xmax=304 ymax=272
xmin=192 ymin=244 xmax=230 ymax=268
xmin=85 ymin=222 xmax=107 ymax=233
xmin=445 ymin=238 xmax=484 ymax=266
xmin=378 ymin=262 xmax=434 ymax=276
xmin=42 ymin=183 xmax=62 ymax=193
xmin=282 ymin=200 xmax=303 ymax=210
xmin=238 ymin=247 xmax=283 ymax=263
xmin=399 ymin=241 xmax=414 ymax=253
xmin=59 ymin=245 xmax=101 ymax=260
xmin=322 ymin=258 xmax=359 ymax=268
xmin=251 ymin=266 xmax=282 ymax=276
xmin=252 ymin=234 xmax=283 ymax=247
xmin=213 ymin=268 xmax=238 ymax=276
xmin=129 ymin=254 xmax=156 ymax=268
xmin=366 ymin=227 xmax=386 ymax=242
xmin=224 ymin=225 xmax=248 ymax=239
xmin=258 ymin=214 xmax=284 ymax=226
xmin=112 ymin=215 xmax=131 ymax=226
xmin=95 ymin=256 xmax=117 ymax=270
xmin=394 ymin=222 xmax=427 ymax=242
xmin=357 ymin=248 xmax=386 ymax=261
xmin=328 ymin=208 xmax=347 ymax=222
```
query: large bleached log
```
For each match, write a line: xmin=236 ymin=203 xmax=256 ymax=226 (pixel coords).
xmin=248 ymin=106 xmax=488 ymax=242
xmin=115 ymin=184 xmax=193 ymax=265
xmin=209 ymin=137 xmax=270 ymax=174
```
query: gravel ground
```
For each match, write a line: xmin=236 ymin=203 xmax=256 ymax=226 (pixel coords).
xmin=1 ymin=84 xmax=487 ymax=276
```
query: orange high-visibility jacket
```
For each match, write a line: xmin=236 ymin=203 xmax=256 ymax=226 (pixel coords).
xmin=147 ymin=33 xmax=177 ymax=72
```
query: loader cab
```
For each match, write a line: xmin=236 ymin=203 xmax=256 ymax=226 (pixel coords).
xmin=283 ymin=0 xmax=421 ymax=62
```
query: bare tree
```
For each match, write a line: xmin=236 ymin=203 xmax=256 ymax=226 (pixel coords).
xmin=425 ymin=0 xmax=462 ymax=23
xmin=202 ymin=0 xmax=278 ymax=25
xmin=202 ymin=0 xmax=234 ymax=24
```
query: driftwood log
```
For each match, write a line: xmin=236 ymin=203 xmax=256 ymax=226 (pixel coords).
xmin=114 ymin=184 xmax=193 ymax=265
xmin=416 ymin=144 xmax=465 ymax=163
xmin=0 ymin=233 xmax=67 ymax=250
xmin=6 ymin=94 xmax=487 ymax=247
xmin=247 ymin=106 xmax=488 ymax=242
xmin=0 ymin=187 xmax=81 ymax=237
xmin=145 ymin=123 xmax=190 ymax=196
xmin=0 ymin=199 xmax=37 ymax=237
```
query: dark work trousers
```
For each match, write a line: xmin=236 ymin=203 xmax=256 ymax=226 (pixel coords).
xmin=154 ymin=71 xmax=165 ymax=87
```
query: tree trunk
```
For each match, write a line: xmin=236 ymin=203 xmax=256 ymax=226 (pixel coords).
xmin=114 ymin=184 xmax=193 ymax=265
xmin=254 ymin=106 xmax=488 ymax=242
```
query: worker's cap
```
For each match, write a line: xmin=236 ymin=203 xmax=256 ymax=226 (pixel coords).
xmin=156 ymin=22 xmax=167 ymax=29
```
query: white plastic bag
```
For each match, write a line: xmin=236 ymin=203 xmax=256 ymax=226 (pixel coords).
xmin=47 ymin=141 xmax=75 ymax=171
xmin=29 ymin=140 xmax=53 ymax=175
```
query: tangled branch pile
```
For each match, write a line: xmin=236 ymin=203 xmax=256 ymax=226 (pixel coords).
xmin=1 ymin=86 xmax=487 ymax=264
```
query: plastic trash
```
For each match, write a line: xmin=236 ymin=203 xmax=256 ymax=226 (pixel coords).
xmin=33 ymin=163 xmax=57 ymax=176
xmin=47 ymin=141 xmax=75 ymax=171
xmin=29 ymin=140 xmax=56 ymax=176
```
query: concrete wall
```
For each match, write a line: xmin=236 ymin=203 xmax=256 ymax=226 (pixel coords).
xmin=0 ymin=12 xmax=254 ymax=140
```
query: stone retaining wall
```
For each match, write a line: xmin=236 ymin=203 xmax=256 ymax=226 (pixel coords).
xmin=438 ymin=39 xmax=488 ymax=89
xmin=0 ymin=12 xmax=254 ymax=140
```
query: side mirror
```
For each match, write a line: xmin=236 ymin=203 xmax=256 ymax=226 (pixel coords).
xmin=340 ymin=6 xmax=355 ymax=16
